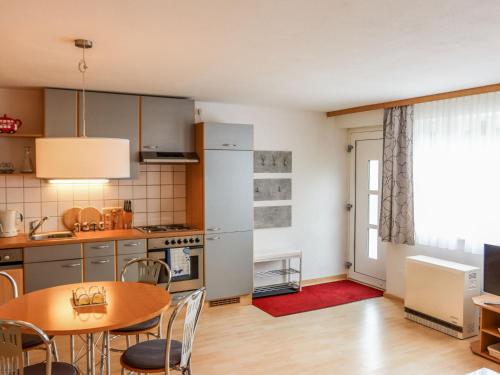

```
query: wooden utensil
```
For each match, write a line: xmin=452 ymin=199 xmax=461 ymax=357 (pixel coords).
xmin=80 ymin=207 xmax=102 ymax=225
xmin=63 ymin=207 xmax=82 ymax=230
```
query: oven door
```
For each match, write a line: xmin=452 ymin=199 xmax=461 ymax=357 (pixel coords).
xmin=148 ymin=247 xmax=204 ymax=293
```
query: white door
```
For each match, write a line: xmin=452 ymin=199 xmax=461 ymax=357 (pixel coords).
xmin=348 ymin=131 xmax=385 ymax=289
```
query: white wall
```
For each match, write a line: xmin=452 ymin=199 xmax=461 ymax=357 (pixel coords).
xmin=332 ymin=110 xmax=483 ymax=298
xmin=195 ymin=101 xmax=348 ymax=280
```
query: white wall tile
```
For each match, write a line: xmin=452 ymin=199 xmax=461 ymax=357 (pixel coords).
xmin=6 ymin=203 xmax=24 ymax=215
xmin=160 ymin=165 xmax=173 ymax=172
xmin=147 ymin=185 xmax=160 ymax=198
xmin=161 ymin=212 xmax=174 ymax=224
xmin=173 ymin=185 xmax=186 ymax=198
xmin=74 ymin=200 xmax=90 ymax=208
xmin=24 ymin=202 xmax=41 ymax=217
xmin=42 ymin=216 xmax=58 ymax=232
xmin=57 ymin=186 xmax=74 ymax=201
xmin=89 ymin=185 xmax=103 ymax=200
xmin=161 ymin=199 xmax=174 ymax=211
xmin=104 ymin=200 xmax=119 ymax=208
xmin=0 ymin=188 xmax=5 ymax=204
xmin=161 ymin=172 xmax=173 ymax=185
xmin=147 ymin=172 xmax=160 ymax=185
xmin=0 ymin=176 xmax=5 ymax=188
xmin=173 ymin=211 xmax=186 ymax=224
xmin=103 ymin=185 xmax=119 ymax=200
xmin=41 ymin=187 xmax=57 ymax=202
xmin=133 ymin=172 xmax=147 ymax=186
xmin=133 ymin=185 xmax=147 ymax=199
xmin=133 ymin=199 xmax=147 ymax=213
xmin=139 ymin=165 xmax=147 ymax=172
xmin=6 ymin=188 xmax=23 ymax=203
xmin=146 ymin=165 xmax=160 ymax=172
xmin=161 ymin=185 xmax=173 ymax=199
xmin=134 ymin=213 xmax=147 ymax=226
xmin=23 ymin=175 xmax=40 ymax=187
xmin=119 ymin=179 xmax=133 ymax=186
xmin=173 ymin=165 xmax=185 ymax=172
xmin=41 ymin=202 xmax=58 ymax=217
xmin=173 ymin=171 xmax=186 ymax=185
xmin=57 ymin=201 xmax=73 ymax=216
xmin=6 ymin=175 xmax=23 ymax=187
xmin=118 ymin=185 xmax=133 ymax=200
xmin=147 ymin=212 xmax=161 ymax=225
xmin=147 ymin=199 xmax=161 ymax=212
xmin=73 ymin=186 xmax=89 ymax=201
xmin=24 ymin=188 xmax=41 ymax=202
xmin=89 ymin=200 xmax=104 ymax=210
xmin=173 ymin=198 xmax=186 ymax=211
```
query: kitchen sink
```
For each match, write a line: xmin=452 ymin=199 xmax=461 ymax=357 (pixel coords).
xmin=29 ymin=231 xmax=75 ymax=241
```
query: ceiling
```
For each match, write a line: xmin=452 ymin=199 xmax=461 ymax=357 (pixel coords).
xmin=1 ymin=0 xmax=499 ymax=111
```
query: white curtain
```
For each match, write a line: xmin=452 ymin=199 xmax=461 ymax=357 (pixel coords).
xmin=414 ymin=92 xmax=500 ymax=254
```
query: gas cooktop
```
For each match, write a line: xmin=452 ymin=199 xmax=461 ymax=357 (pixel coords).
xmin=135 ymin=224 xmax=192 ymax=234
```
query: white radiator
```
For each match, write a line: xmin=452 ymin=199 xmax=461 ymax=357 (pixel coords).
xmin=404 ymin=255 xmax=480 ymax=339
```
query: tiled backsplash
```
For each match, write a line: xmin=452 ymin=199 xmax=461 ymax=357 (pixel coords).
xmin=0 ymin=164 xmax=187 ymax=233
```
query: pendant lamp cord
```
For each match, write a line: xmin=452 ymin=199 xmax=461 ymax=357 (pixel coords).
xmin=78 ymin=46 xmax=88 ymax=137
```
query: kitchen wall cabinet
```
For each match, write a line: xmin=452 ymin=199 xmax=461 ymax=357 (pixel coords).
xmin=204 ymin=149 xmax=253 ymax=233
xmin=79 ymin=92 xmax=140 ymax=178
xmin=205 ymin=231 xmax=253 ymax=300
xmin=203 ymin=122 xmax=253 ymax=151
xmin=141 ymin=96 xmax=194 ymax=152
xmin=44 ymin=88 xmax=78 ymax=137
xmin=85 ymin=255 xmax=115 ymax=282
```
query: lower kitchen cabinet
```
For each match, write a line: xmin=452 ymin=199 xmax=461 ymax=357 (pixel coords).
xmin=205 ymin=231 xmax=253 ymax=300
xmin=85 ymin=255 xmax=115 ymax=282
xmin=117 ymin=253 xmax=147 ymax=281
xmin=24 ymin=259 xmax=82 ymax=293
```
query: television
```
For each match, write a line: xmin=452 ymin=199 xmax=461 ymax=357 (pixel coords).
xmin=484 ymin=244 xmax=500 ymax=296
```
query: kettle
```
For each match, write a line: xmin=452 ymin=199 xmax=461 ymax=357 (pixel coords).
xmin=0 ymin=210 xmax=23 ymax=237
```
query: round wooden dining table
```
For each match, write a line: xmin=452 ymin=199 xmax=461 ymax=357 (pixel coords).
xmin=0 ymin=281 xmax=171 ymax=375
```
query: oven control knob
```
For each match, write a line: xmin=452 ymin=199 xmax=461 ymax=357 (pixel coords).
xmin=177 ymin=239 xmax=182 ymax=244
xmin=195 ymin=238 xmax=200 ymax=243
xmin=183 ymin=239 xmax=188 ymax=244
xmin=164 ymin=240 xmax=170 ymax=245
xmin=189 ymin=238 xmax=194 ymax=243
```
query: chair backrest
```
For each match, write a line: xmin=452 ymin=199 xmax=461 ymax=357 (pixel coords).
xmin=0 ymin=272 xmax=18 ymax=302
xmin=164 ymin=287 xmax=206 ymax=373
xmin=120 ymin=257 xmax=172 ymax=291
xmin=0 ymin=320 xmax=52 ymax=375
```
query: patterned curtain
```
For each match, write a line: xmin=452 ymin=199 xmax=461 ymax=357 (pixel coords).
xmin=379 ymin=105 xmax=415 ymax=245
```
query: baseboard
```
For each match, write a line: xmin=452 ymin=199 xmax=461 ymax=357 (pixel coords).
xmin=383 ymin=292 xmax=404 ymax=303
xmin=302 ymin=274 xmax=347 ymax=287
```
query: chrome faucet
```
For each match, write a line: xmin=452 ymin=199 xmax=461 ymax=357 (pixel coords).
xmin=29 ymin=217 xmax=48 ymax=238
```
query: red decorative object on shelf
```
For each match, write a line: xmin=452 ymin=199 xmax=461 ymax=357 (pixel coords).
xmin=0 ymin=114 xmax=22 ymax=134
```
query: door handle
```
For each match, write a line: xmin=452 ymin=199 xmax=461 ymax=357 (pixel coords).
xmin=124 ymin=243 xmax=139 ymax=247
xmin=62 ymin=263 xmax=81 ymax=268
xmin=206 ymin=236 xmax=220 ymax=241
xmin=222 ymin=143 xmax=237 ymax=147
xmin=90 ymin=245 xmax=110 ymax=249
xmin=206 ymin=228 xmax=220 ymax=231
xmin=91 ymin=259 xmax=111 ymax=264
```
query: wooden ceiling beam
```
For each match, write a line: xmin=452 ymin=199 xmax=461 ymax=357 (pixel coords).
xmin=326 ymin=83 xmax=500 ymax=117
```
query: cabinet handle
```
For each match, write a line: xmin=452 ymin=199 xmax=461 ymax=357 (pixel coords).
xmin=206 ymin=228 xmax=220 ymax=231
xmin=143 ymin=145 xmax=159 ymax=150
xmin=62 ymin=263 xmax=81 ymax=268
xmin=124 ymin=243 xmax=139 ymax=247
xmin=206 ymin=236 xmax=220 ymax=241
xmin=222 ymin=143 xmax=237 ymax=147
xmin=91 ymin=245 xmax=110 ymax=249
xmin=91 ymin=259 xmax=111 ymax=264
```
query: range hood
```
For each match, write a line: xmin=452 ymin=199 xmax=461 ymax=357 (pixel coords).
xmin=140 ymin=151 xmax=199 ymax=164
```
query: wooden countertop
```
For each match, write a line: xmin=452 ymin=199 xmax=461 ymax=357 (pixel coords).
xmin=0 ymin=228 xmax=205 ymax=249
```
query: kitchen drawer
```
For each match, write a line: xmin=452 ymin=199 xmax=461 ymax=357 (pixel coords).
xmin=84 ymin=241 xmax=115 ymax=258
xmin=24 ymin=259 xmax=82 ymax=293
xmin=85 ymin=255 xmax=115 ymax=282
xmin=117 ymin=239 xmax=146 ymax=255
xmin=117 ymin=253 xmax=147 ymax=281
xmin=203 ymin=122 xmax=253 ymax=151
xmin=24 ymin=244 xmax=82 ymax=263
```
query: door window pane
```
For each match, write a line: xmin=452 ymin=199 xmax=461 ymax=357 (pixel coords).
xmin=368 ymin=228 xmax=378 ymax=260
xmin=369 ymin=194 xmax=378 ymax=226
xmin=369 ymin=160 xmax=379 ymax=191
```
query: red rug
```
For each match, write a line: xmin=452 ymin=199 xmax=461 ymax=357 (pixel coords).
xmin=252 ymin=280 xmax=383 ymax=317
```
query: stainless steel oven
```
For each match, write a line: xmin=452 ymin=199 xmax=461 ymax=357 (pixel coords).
xmin=147 ymin=235 xmax=204 ymax=293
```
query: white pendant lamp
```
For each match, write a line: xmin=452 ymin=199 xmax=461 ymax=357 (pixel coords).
xmin=36 ymin=39 xmax=130 ymax=183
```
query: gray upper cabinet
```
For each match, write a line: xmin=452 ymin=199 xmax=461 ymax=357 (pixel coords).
xmin=141 ymin=96 xmax=195 ymax=152
xmin=203 ymin=122 xmax=253 ymax=151
xmin=204 ymin=150 xmax=253 ymax=233
xmin=205 ymin=231 xmax=253 ymax=300
xmin=78 ymin=91 xmax=140 ymax=178
xmin=44 ymin=89 xmax=78 ymax=137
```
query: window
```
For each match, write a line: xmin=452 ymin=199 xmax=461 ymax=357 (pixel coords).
xmin=368 ymin=160 xmax=379 ymax=259
xmin=413 ymin=92 xmax=500 ymax=254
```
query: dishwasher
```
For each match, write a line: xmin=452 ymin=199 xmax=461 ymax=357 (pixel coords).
xmin=0 ymin=248 xmax=23 ymax=302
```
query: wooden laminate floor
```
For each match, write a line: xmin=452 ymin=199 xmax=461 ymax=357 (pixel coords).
xmin=31 ymin=297 xmax=500 ymax=374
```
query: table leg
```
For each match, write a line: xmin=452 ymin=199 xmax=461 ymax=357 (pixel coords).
xmin=70 ymin=335 xmax=75 ymax=365
xmin=87 ymin=333 xmax=95 ymax=375
xmin=105 ymin=332 xmax=110 ymax=375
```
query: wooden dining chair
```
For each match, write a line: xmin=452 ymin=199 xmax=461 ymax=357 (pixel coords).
xmin=120 ymin=287 xmax=206 ymax=375
xmin=0 ymin=272 xmax=59 ymax=364
xmin=0 ymin=319 xmax=77 ymax=375
xmin=109 ymin=257 xmax=172 ymax=351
